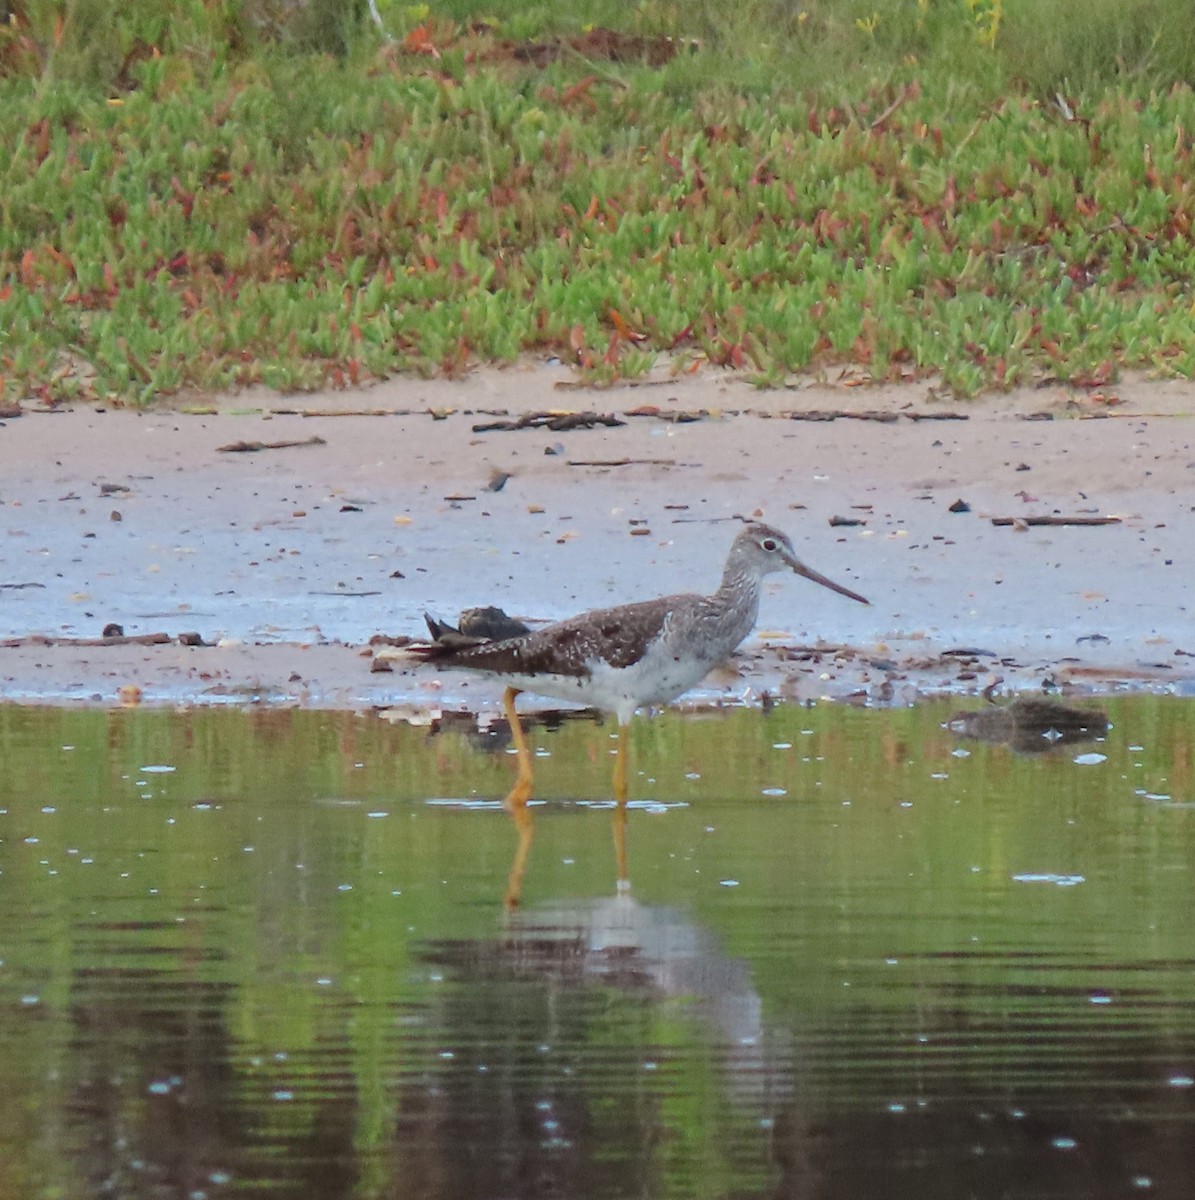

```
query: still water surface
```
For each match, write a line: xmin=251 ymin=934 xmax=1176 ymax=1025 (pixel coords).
xmin=1 ymin=698 xmax=1193 ymax=1199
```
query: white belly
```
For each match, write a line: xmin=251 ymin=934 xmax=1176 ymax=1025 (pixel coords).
xmin=484 ymin=636 xmax=722 ymax=726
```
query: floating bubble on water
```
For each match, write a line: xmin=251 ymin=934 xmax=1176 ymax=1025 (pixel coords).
xmin=1074 ymin=753 xmax=1107 ymax=766
xmin=148 ymin=1080 xmax=172 ymax=1095
xmin=887 ymin=1102 xmax=907 ymax=1113
xmin=1132 ymin=1176 xmax=1153 ymax=1190
xmin=951 ymin=748 xmax=971 ymax=758
xmin=1167 ymin=1074 xmax=1194 ymax=1088
xmin=366 ymin=811 xmax=389 ymax=819
xmin=272 ymin=1090 xmax=294 ymax=1102
xmin=772 ymin=742 xmax=792 ymax=750
xmin=1012 ymin=873 xmax=1085 ymax=887
xmin=761 ymin=787 xmax=787 ymax=797
xmin=719 ymin=879 xmax=740 ymax=887
xmin=1089 ymin=994 xmax=1113 ymax=1005
xmin=685 ymin=771 xmax=701 ymax=780
xmin=425 ymin=797 xmax=504 ymax=809
xmin=140 ymin=765 xmax=176 ymax=774
xmin=1051 ymin=1136 xmax=1078 ymax=1151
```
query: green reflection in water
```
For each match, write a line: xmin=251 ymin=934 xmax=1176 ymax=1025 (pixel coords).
xmin=0 ymin=697 xmax=1193 ymax=1199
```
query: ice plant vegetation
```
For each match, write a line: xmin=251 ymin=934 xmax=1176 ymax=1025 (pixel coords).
xmin=1 ymin=0 xmax=1194 ymax=403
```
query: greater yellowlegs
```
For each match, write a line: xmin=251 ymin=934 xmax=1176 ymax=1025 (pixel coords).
xmin=412 ymin=522 xmax=869 ymax=812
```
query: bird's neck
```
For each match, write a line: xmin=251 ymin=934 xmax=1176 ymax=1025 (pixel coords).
xmin=718 ymin=561 xmax=761 ymax=596
xmin=713 ymin=567 xmax=763 ymax=634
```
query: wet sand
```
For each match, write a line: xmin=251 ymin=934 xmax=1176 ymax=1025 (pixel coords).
xmin=1 ymin=364 xmax=1192 ymax=709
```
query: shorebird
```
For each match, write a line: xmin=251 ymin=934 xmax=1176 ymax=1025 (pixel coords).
xmin=410 ymin=522 xmax=869 ymax=811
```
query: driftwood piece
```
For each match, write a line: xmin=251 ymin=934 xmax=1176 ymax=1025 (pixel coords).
xmin=990 ymin=515 xmax=1121 ymax=527
xmin=0 ymin=631 xmax=175 ymax=648
xmin=553 ymin=378 xmax=679 ymax=391
xmin=217 ymin=435 xmax=327 ymax=453
xmin=269 ymin=408 xmax=415 ymax=418
xmin=777 ymin=409 xmax=968 ymax=423
xmin=567 ymin=458 xmax=679 ymax=467
xmin=472 ymin=410 xmax=626 ymax=433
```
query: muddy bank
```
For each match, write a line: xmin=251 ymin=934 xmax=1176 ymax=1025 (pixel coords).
xmin=1 ymin=365 xmax=1192 ymax=709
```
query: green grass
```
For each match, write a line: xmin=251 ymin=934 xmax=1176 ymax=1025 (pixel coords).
xmin=2 ymin=0 xmax=1195 ymax=402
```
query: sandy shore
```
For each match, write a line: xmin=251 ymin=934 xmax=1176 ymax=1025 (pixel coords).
xmin=1 ymin=363 xmax=1191 ymax=709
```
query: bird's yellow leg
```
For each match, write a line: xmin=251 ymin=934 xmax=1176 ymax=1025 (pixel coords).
xmin=504 ymin=801 xmax=534 ymax=911
xmin=502 ymin=686 xmax=534 ymax=810
xmin=612 ymin=721 xmax=629 ymax=806
xmin=612 ymin=722 xmax=630 ymax=891
xmin=500 ymin=686 xmax=535 ymax=910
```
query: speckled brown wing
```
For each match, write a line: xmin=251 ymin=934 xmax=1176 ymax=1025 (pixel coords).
xmin=414 ymin=595 xmax=690 ymax=677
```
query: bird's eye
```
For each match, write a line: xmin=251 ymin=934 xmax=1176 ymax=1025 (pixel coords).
xmin=761 ymin=538 xmax=777 ymax=552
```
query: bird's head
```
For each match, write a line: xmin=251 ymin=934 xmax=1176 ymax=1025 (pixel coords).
xmin=735 ymin=522 xmax=869 ymax=604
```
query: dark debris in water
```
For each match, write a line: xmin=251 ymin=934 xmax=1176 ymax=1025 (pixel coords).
xmin=947 ymin=698 xmax=1109 ymax=754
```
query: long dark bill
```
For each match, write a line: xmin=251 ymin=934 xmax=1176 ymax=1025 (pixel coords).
xmin=792 ymin=560 xmax=869 ymax=605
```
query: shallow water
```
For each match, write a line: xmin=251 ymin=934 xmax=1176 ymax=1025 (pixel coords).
xmin=1 ymin=697 xmax=1193 ymax=1199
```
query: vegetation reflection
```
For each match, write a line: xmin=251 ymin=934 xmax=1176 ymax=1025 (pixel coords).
xmin=0 ymin=698 xmax=1192 ymax=1198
